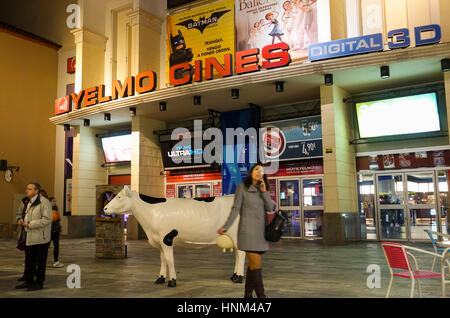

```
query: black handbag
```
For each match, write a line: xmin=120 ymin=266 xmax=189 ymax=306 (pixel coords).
xmin=17 ymin=201 xmax=28 ymax=251
xmin=17 ymin=227 xmax=26 ymax=251
xmin=265 ymin=210 xmax=286 ymax=242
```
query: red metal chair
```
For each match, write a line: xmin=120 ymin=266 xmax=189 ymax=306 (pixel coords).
xmin=381 ymin=242 xmax=442 ymax=298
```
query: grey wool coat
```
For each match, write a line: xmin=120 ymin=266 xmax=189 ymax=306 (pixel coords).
xmin=222 ymin=182 xmax=274 ymax=252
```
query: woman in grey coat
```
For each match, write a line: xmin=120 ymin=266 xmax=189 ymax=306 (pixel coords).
xmin=217 ymin=163 xmax=274 ymax=298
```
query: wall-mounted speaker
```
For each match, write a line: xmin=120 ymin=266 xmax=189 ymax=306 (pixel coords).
xmin=0 ymin=160 xmax=7 ymax=171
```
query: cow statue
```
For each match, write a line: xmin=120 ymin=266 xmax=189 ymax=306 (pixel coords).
xmin=103 ymin=185 xmax=245 ymax=287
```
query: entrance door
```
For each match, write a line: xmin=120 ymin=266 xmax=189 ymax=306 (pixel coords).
xmin=177 ymin=184 xmax=194 ymax=198
xmin=302 ymin=178 xmax=324 ymax=238
xmin=437 ymin=171 xmax=449 ymax=234
xmin=377 ymin=174 xmax=407 ymax=240
xmin=406 ymin=173 xmax=437 ymax=240
xmin=195 ymin=184 xmax=211 ymax=198
xmin=279 ymin=179 xmax=301 ymax=237
xmin=375 ymin=171 xmax=441 ymax=241
xmin=176 ymin=183 xmax=212 ymax=198
xmin=277 ymin=178 xmax=324 ymax=238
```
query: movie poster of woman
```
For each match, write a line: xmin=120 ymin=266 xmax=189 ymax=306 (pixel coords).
xmin=235 ymin=0 xmax=318 ymax=61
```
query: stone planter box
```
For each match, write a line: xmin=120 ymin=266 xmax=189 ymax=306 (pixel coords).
xmin=95 ymin=185 xmax=126 ymax=259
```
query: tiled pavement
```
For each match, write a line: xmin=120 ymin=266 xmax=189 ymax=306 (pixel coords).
xmin=0 ymin=238 xmax=446 ymax=298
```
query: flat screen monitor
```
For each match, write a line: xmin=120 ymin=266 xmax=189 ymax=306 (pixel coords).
xmin=355 ymin=92 xmax=440 ymax=138
xmin=101 ymin=134 xmax=132 ymax=163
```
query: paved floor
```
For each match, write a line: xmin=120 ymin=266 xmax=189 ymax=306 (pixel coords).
xmin=0 ymin=238 xmax=447 ymax=298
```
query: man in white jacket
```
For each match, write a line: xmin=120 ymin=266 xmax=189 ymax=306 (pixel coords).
xmin=16 ymin=183 xmax=52 ymax=291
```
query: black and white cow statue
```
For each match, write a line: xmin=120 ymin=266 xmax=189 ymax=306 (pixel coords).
xmin=103 ymin=186 xmax=245 ymax=287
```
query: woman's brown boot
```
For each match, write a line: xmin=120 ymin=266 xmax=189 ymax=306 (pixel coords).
xmin=254 ymin=268 xmax=266 ymax=298
xmin=244 ymin=267 xmax=255 ymax=298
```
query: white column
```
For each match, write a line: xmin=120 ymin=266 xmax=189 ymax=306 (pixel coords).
xmin=129 ymin=116 xmax=166 ymax=239
xmin=317 ymin=0 xmax=331 ymax=42
xmin=71 ymin=28 xmax=108 ymax=92
xmin=128 ymin=9 xmax=163 ymax=85
xmin=71 ymin=126 xmax=108 ymax=216
xmin=360 ymin=0 xmax=385 ymax=35
xmin=346 ymin=0 xmax=361 ymax=38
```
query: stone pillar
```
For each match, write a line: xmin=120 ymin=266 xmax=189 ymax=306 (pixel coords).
xmin=129 ymin=8 xmax=163 ymax=87
xmin=321 ymin=84 xmax=359 ymax=245
xmin=330 ymin=0 xmax=347 ymax=41
xmin=69 ymin=126 xmax=107 ymax=237
xmin=439 ymin=0 xmax=450 ymax=43
xmin=67 ymin=27 xmax=108 ymax=237
xmin=127 ymin=116 xmax=166 ymax=239
xmin=71 ymin=28 xmax=107 ymax=92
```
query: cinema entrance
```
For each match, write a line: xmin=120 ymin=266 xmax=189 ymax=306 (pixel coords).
xmin=266 ymin=159 xmax=324 ymax=240
xmin=358 ymin=169 xmax=450 ymax=241
xmin=276 ymin=177 xmax=324 ymax=239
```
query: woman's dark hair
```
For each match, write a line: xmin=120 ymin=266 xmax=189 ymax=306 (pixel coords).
xmin=243 ymin=163 xmax=270 ymax=190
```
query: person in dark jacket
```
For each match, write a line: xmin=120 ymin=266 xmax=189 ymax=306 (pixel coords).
xmin=49 ymin=197 xmax=63 ymax=268
xmin=217 ymin=163 xmax=274 ymax=298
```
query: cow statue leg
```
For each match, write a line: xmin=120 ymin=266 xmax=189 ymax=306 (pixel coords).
xmin=161 ymin=243 xmax=177 ymax=287
xmin=227 ymin=226 xmax=245 ymax=283
xmin=231 ymin=250 xmax=245 ymax=283
xmin=155 ymin=246 xmax=167 ymax=284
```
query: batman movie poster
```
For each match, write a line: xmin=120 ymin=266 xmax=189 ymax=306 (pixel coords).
xmin=166 ymin=0 xmax=235 ymax=83
xmin=235 ymin=0 xmax=318 ymax=61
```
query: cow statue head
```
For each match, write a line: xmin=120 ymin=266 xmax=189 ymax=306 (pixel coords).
xmin=104 ymin=186 xmax=134 ymax=215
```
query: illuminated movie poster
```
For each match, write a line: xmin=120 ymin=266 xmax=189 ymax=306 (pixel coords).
xmin=235 ymin=0 xmax=318 ymax=61
xmin=166 ymin=0 xmax=235 ymax=83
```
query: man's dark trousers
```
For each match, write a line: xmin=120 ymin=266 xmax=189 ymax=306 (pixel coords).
xmin=24 ymin=243 xmax=49 ymax=286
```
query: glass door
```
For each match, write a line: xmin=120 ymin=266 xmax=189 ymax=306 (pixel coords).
xmin=195 ymin=184 xmax=211 ymax=198
xmin=302 ymin=178 xmax=323 ymax=238
xmin=406 ymin=173 xmax=437 ymax=240
xmin=278 ymin=179 xmax=301 ymax=237
xmin=277 ymin=177 xmax=324 ymax=239
xmin=177 ymin=183 xmax=213 ymax=198
xmin=374 ymin=170 xmax=444 ymax=241
xmin=376 ymin=174 xmax=407 ymax=240
xmin=437 ymin=170 xmax=449 ymax=234
xmin=358 ymin=174 xmax=376 ymax=240
xmin=177 ymin=184 xmax=193 ymax=198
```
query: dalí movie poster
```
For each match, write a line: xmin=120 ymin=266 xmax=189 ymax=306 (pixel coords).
xmin=235 ymin=0 xmax=318 ymax=61
xmin=166 ymin=0 xmax=235 ymax=83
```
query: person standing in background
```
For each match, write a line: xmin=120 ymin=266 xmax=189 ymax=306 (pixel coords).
xmin=49 ymin=197 xmax=64 ymax=268
xmin=16 ymin=182 xmax=52 ymax=291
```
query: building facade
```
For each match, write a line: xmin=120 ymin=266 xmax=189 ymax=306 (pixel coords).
xmin=0 ymin=22 xmax=60 ymax=238
xmin=47 ymin=0 xmax=450 ymax=245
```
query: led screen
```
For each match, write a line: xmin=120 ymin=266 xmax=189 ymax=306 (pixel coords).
xmin=101 ymin=134 xmax=132 ymax=163
xmin=356 ymin=93 xmax=440 ymax=138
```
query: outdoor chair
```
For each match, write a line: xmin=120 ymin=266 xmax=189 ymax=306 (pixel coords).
xmin=381 ymin=242 xmax=443 ymax=298
xmin=442 ymin=247 xmax=450 ymax=297
xmin=424 ymin=230 xmax=450 ymax=271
